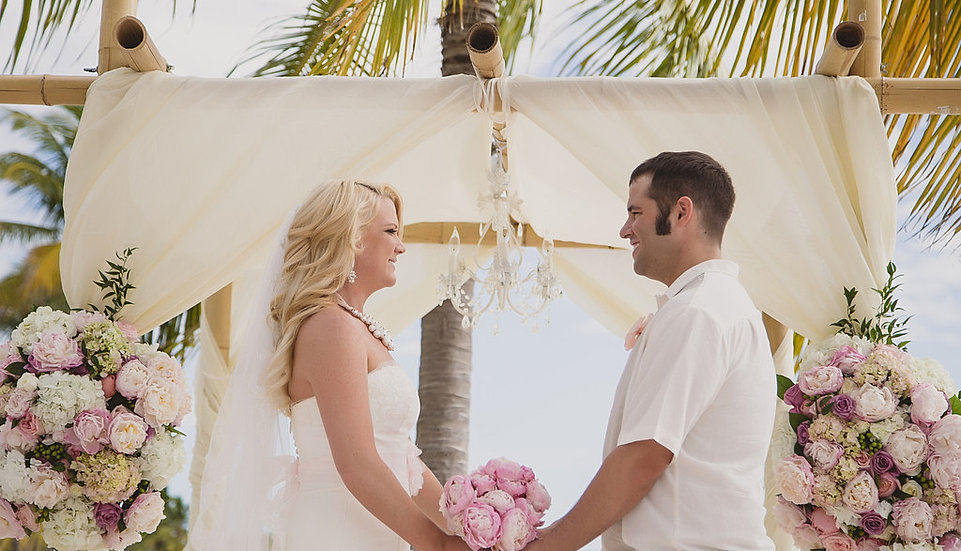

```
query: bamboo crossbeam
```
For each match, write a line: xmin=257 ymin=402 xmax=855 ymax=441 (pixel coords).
xmin=815 ymin=21 xmax=864 ymax=77
xmin=0 ymin=75 xmax=96 ymax=105
xmin=403 ymin=221 xmax=617 ymax=250
xmin=867 ymin=78 xmax=961 ymax=115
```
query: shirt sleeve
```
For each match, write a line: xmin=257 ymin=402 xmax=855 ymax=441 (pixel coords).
xmin=616 ymin=305 xmax=729 ymax=455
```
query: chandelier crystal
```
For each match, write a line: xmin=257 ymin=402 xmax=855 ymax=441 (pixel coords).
xmin=438 ymin=148 xmax=563 ymax=328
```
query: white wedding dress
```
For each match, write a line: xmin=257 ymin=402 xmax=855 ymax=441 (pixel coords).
xmin=284 ymin=361 xmax=426 ymax=551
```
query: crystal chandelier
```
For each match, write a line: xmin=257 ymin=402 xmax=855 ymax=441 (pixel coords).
xmin=438 ymin=147 xmax=563 ymax=328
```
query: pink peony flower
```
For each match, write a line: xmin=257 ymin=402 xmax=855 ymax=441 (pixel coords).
xmin=928 ymin=415 xmax=961 ymax=457
xmin=0 ymin=343 xmax=22 ymax=383
xmin=805 ymin=439 xmax=844 ymax=471
xmin=791 ymin=524 xmax=822 ymax=550
xmin=810 ymin=508 xmax=840 ymax=535
xmin=892 ymin=497 xmax=933 ymax=543
xmin=928 ymin=452 xmax=961 ymax=490
xmin=461 ymin=501 xmax=502 ymax=551
xmin=856 ymin=539 xmax=883 ymax=551
xmin=441 ymin=475 xmax=476 ymax=517
xmin=884 ymin=424 xmax=928 ymax=476
xmin=4 ymin=388 xmax=34 ymax=419
xmin=115 ymin=321 xmax=140 ymax=344
xmin=66 ymin=409 xmax=111 ymax=455
xmin=125 ymin=492 xmax=165 ymax=533
xmin=525 ymin=479 xmax=551 ymax=514
xmin=116 ymin=359 xmax=150 ymax=399
xmin=821 ymin=532 xmax=856 ymax=551
xmin=773 ymin=497 xmax=807 ymax=531
xmin=775 ymin=455 xmax=815 ymax=505
xmin=108 ymin=407 xmax=149 ymax=454
xmin=852 ymin=383 xmax=899 ymax=422
xmin=511 ymin=498 xmax=543 ymax=528
xmin=478 ymin=489 xmax=515 ymax=514
xmin=14 ymin=505 xmax=38 ymax=533
xmin=829 ymin=346 xmax=866 ymax=375
xmin=842 ymin=471 xmax=879 ymax=514
xmin=16 ymin=410 xmax=44 ymax=441
xmin=798 ymin=365 xmax=844 ymax=396
xmin=498 ymin=507 xmax=537 ymax=551
xmin=911 ymin=383 xmax=949 ymax=425
xmin=0 ymin=498 xmax=25 ymax=540
xmin=469 ymin=470 xmax=497 ymax=495
xmin=26 ymin=332 xmax=83 ymax=373
xmin=29 ymin=463 xmax=69 ymax=509
xmin=485 ymin=458 xmax=533 ymax=498
xmin=0 ymin=418 xmax=39 ymax=452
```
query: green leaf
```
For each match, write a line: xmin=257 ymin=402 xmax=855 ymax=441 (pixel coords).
xmin=776 ymin=374 xmax=795 ymax=400
xmin=951 ymin=393 xmax=961 ymax=416
xmin=789 ymin=412 xmax=808 ymax=432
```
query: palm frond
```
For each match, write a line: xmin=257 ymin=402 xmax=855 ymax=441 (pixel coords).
xmin=0 ymin=220 xmax=60 ymax=246
xmin=142 ymin=303 xmax=202 ymax=364
xmin=496 ymin=0 xmax=542 ymax=72
xmin=236 ymin=0 xmax=432 ymax=77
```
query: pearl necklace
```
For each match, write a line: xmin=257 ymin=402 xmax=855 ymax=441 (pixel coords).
xmin=336 ymin=296 xmax=395 ymax=351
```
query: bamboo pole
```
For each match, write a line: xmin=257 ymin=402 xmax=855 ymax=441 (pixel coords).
xmin=202 ymin=284 xmax=232 ymax=368
xmin=847 ymin=0 xmax=882 ymax=78
xmin=867 ymin=78 xmax=961 ymax=115
xmin=0 ymin=75 xmax=95 ymax=105
xmin=114 ymin=16 xmax=168 ymax=72
xmin=815 ymin=21 xmax=865 ymax=77
xmin=466 ymin=22 xmax=508 ymax=171
xmin=762 ymin=313 xmax=790 ymax=357
xmin=99 ymin=0 xmax=138 ymax=74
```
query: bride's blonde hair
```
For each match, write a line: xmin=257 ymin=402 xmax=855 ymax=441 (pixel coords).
xmin=264 ymin=180 xmax=403 ymax=410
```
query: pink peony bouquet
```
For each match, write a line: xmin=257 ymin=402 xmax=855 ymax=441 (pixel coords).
xmin=0 ymin=251 xmax=190 ymax=550
xmin=773 ymin=264 xmax=961 ymax=550
xmin=440 ymin=457 xmax=552 ymax=551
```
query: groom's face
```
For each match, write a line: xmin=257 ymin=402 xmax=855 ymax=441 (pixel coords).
xmin=619 ymin=174 xmax=674 ymax=283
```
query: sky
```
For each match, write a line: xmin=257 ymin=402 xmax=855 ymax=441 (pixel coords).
xmin=2 ymin=3 xmax=961 ymax=550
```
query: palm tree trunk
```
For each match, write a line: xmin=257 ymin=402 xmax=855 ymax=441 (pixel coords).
xmin=415 ymin=0 xmax=497 ymax=485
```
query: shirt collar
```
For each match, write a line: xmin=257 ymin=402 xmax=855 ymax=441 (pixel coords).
xmin=662 ymin=258 xmax=738 ymax=303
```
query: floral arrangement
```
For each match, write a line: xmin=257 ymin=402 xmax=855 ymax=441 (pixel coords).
xmin=773 ymin=264 xmax=961 ymax=551
xmin=0 ymin=250 xmax=190 ymax=550
xmin=440 ymin=457 xmax=552 ymax=551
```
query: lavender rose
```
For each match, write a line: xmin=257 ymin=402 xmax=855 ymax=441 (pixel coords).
xmin=94 ymin=502 xmax=123 ymax=530
xmin=797 ymin=421 xmax=811 ymax=446
xmin=784 ymin=384 xmax=805 ymax=410
xmin=832 ymin=394 xmax=856 ymax=420
xmin=940 ymin=533 xmax=961 ymax=551
xmin=911 ymin=383 xmax=949 ymax=425
xmin=775 ymin=455 xmax=815 ymax=505
xmin=461 ymin=501 xmax=502 ymax=551
xmin=870 ymin=451 xmax=896 ymax=475
xmin=799 ymin=365 xmax=844 ymax=396
xmin=829 ymin=346 xmax=866 ymax=374
xmin=892 ymin=497 xmax=933 ymax=543
xmin=441 ymin=475 xmax=476 ymax=517
xmin=498 ymin=507 xmax=536 ymax=551
xmin=859 ymin=511 xmax=887 ymax=536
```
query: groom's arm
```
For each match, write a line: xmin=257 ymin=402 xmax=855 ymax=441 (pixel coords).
xmin=525 ymin=439 xmax=673 ymax=551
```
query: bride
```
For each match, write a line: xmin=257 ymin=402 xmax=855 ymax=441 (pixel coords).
xmin=187 ymin=181 xmax=470 ymax=551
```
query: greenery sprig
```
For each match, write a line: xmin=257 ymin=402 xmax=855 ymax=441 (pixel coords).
xmin=830 ymin=262 xmax=911 ymax=350
xmin=87 ymin=247 xmax=137 ymax=321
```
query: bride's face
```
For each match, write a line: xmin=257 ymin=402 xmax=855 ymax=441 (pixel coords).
xmin=354 ymin=196 xmax=406 ymax=290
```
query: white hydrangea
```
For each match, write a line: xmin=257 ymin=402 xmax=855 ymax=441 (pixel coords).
xmin=876 ymin=500 xmax=893 ymax=518
xmin=769 ymin=406 xmax=797 ymax=463
xmin=10 ymin=307 xmax=76 ymax=354
xmin=799 ymin=333 xmax=874 ymax=373
xmin=41 ymin=497 xmax=107 ymax=551
xmin=33 ymin=372 xmax=106 ymax=431
xmin=135 ymin=428 xmax=187 ymax=490
xmin=15 ymin=372 xmax=39 ymax=393
xmin=128 ymin=342 xmax=164 ymax=364
xmin=910 ymin=356 xmax=958 ymax=395
xmin=869 ymin=410 xmax=908 ymax=444
xmin=823 ymin=503 xmax=859 ymax=528
xmin=0 ymin=450 xmax=31 ymax=502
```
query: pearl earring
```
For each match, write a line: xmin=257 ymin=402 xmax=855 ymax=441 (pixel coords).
xmin=347 ymin=269 xmax=357 ymax=284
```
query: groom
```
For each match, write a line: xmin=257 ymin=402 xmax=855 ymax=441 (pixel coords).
xmin=527 ymin=151 xmax=776 ymax=550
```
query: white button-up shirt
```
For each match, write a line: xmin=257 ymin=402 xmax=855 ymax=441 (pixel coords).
xmin=602 ymin=259 xmax=776 ymax=550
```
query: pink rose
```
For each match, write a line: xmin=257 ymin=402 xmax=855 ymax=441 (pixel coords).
xmin=16 ymin=410 xmax=44 ymax=440
xmin=115 ymin=321 xmax=140 ymax=344
xmin=810 ymin=508 xmax=840 ymax=535
xmin=791 ymin=524 xmax=823 ymax=550
xmin=27 ymin=332 xmax=83 ymax=372
xmin=66 ymin=409 xmax=111 ymax=455
xmin=0 ymin=419 xmax=39 ymax=452
xmin=441 ymin=475 xmax=476 ymax=517
xmin=940 ymin=533 xmax=961 ymax=551
xmin=892 ymin=497 xmax=933 ymax=543
xmin=4 ymin=388 xmax=34 ymax=419
xmin=497 ymin=507 xmax=536 ymax=551
xmin=798 ymin=365 xmax=844 ymax=396
xmin=928 ymin=415 xmax=961 ymax=456
xmin=0 ymin=498 xmax=25 ymax=540
xmin=928 ymin=452 xmax=961 ymax=490
xmin=852 ymin=383 xmax=899 ymax=422
xmin=478 ymin=489 xmax=515 ymax=514
xmin=461 ymin=501 xmax=502 ymax=551
xmin=524 ymin=479 xmax=551 ymax=514
xmin=856 ymin=539 xmax=883 ymax=551
xmin=773 ymin=497 xmax=807 ymax=531
xmin=775 ymin=455 xmax=815 ymax=505
xmin=876 ymin=472 xmax=900 ymax=498
xmin=101 ymin=374 xmax=117 ymax=399
xmin=108 ymin=408 xmax=149 ymax=454
xmin=911 ymin=383 xmax=949 ymax=425
xmin=829 ymin=346 xmax=866 ymax=374
xmin=884 ymin=425 xmax=928 ymax=476
xmin=125 ymin=492 xmax=165 ymax=533
xmin=842 ymin=471 xmax=879 ymax=514
xmin=469 ymin=470 xmax=497 ymax=495
xmin=821 ymin=532 xmax=856 ymax=551
xmin=14 ymin=505 xmax=38 ymax=533
xmin=804 ymin=439 xmax=844 ymax=471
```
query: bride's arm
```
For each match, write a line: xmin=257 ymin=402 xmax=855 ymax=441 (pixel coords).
xmin=294 ymin=312 xmax=468 ymax=551
xmin=413 ymin=462 xmax=450 ymax=532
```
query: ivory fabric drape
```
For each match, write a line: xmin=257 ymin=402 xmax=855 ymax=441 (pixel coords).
xmin=61 ymin=68 xmax=896 ymax=549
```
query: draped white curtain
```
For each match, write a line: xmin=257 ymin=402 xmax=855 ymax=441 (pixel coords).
xmin=61 ymin=68 xmax=897 ymax=548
